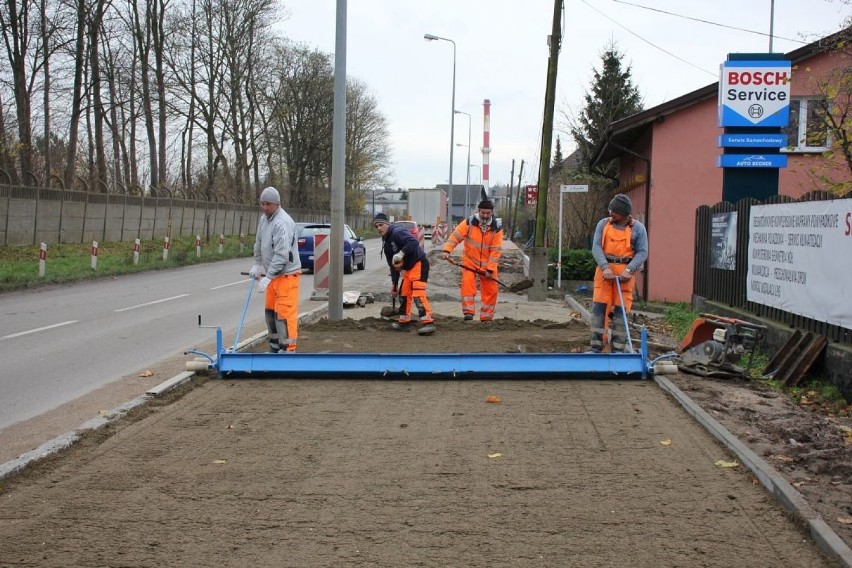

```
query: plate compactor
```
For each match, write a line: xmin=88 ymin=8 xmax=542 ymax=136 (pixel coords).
xmin=676 ymin=314 xmax=766 ymax=379
xmin=186 ymin=277 xmax=668 ymax=381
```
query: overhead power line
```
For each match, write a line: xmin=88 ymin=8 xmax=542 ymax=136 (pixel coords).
xmin=611 ymin=0 xmax=809 ymax=45
xmin=582 ymin=0 xmax=718 ymax=77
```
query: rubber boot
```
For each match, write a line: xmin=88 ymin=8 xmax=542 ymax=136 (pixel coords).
xmin=265 ymin=309 xmax=280 ymax=353
xmin=611 ymin=306 xmax=629 ymax=353
xmin=588 ymin=302 xmax=607 ymax=353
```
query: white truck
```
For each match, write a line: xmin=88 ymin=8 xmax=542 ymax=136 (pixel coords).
xmin=406 ymin=188 xmax=447 ymax=239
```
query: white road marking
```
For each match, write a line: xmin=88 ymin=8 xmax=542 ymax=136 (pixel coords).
xmin=211 ymin=279 xmax=251 ymax=290
xmin=1 ymin=320 xmax=78 ymax=340
xmin=114 ymin=294 xmax=190 ymax=313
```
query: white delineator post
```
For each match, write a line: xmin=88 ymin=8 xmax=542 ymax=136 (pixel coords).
xmin=91 ymin=241 xmax=99 ymax=270
xmin=162 ymin=236 xmax=170 ymax=261
xmin=310 ymin=231 xmax=331 ymax=301
xmin=38 ymin=243 xmax=47 ymax=277
xmin=218 ymin=233 xmax=224 ymax=254
xmin=196 ymin=235 xmax=202 ymax=258
xmin=239 ymin=233 xmax=245 ymax=253
xmin=133 ymin=238 xmax=140 ymax=265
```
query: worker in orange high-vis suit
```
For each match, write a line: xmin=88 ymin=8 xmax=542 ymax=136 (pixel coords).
xmin=249 ymin=187 xmax=302 ymax=352
xmin=439 ymin=197 xmax=503 ymax=322
xmin=373 ymin=212 xmax=436 ymax=335
xmin=589 ymin=193 xmax=648 ymax=353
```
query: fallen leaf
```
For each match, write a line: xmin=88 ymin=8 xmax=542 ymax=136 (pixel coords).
xmin=838 ymin=516 xmax=852 ymax=525
xmin=715 ymin=460 xmax=739 ymax=468
xmin=226 ymin=423 xmax=234 ymax=429
xmin=660 ymin=439 xmax=672 ymax=446
xmin=98 ymin=409 xmax=107 ymax=415
xmin=793 ymin=481 xmax=805 ymax=488
xmin=488 ymin=453 xmax=502 ymax=459
xmin=485 ymin=395 xmax=502 ymax=404
xmin=213 ymin=459 xmax=227 ymax=464
xmin=139 ymin=370 xmax=154 ymax=377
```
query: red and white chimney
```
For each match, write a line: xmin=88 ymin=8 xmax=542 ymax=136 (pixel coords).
xmin=482 ymin=99 xmax=491 ymax=196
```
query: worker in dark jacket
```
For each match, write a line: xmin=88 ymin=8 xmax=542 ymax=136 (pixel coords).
xmin=373 ymin=212 xmax=435 ymax=335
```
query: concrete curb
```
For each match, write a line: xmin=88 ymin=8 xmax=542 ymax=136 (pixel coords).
xmin=0 ymin=304 xmax=330 ymax=483
xmin=655 ymin=374 xmax=852 ymax=568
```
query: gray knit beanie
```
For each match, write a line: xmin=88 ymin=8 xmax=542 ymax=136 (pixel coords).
xmin=259 ymin=186 xmax=280 ymax=204
xmin=608 ymin=193 xmax=632 ymax=216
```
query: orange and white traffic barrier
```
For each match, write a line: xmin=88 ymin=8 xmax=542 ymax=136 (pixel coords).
xmin=417 ymin=225 xmax=426 ymax=252
xmin=310 ymin=231 xmax=330 ymax=300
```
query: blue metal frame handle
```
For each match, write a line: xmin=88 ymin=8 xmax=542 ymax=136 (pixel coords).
xmin=233 ymin=277 xmax=255 ymax=351
xmin=615 ymin=276 xmax=634 ymax=353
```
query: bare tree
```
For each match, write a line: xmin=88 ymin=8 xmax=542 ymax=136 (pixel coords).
xmin=345 ymin=79 xmax=392 ymax=215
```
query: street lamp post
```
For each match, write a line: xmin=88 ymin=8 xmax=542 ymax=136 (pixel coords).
xmin=425 ymin=33 xmax=456 ymax=224
xmin=454 ymin=110 xmax=471 ymax=219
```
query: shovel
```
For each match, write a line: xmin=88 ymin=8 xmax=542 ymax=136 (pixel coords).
xmin=446 ymin=257 xmax=533 ymax=293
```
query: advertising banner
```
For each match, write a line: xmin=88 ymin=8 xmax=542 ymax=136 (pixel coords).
xmin=747 ymin=199 xmax=852 ymax=330
xmin=710 ymin=212 xmax=737 ymax=270
xmin=718 ymin=60 xmax=792 ymax=127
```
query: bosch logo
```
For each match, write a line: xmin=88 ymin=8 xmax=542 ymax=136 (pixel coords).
xmin=748 ymin=105 xmax=764 ymax=118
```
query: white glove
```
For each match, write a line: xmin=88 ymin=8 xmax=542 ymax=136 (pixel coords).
xmin=392 ymin=252 xmax=404 ymax=267
xmin=249 ymin=264 xmax=262 ymax=279
xmin=257 ymin=276 xmax=271 ymax=293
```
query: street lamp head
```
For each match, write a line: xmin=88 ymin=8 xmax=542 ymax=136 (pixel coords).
xmin=424 ymin=33 xmax=439 ymax=41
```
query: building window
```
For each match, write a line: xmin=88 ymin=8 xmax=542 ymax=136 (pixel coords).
xmin=783 ymin=97 xmax=829 ymax=152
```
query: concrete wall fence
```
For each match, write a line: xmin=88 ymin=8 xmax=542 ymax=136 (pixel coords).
xmin=1 ymin=184 xmax=374 ymax=247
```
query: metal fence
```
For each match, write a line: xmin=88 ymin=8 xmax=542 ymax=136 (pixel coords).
xmin=0 ymin=183 xmax=372 ymax=246
xmin=694 ymin=190 xmax=852 ymax=345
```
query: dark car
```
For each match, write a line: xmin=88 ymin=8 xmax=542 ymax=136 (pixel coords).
xmin=297 ymin=223 xmax=366 ymax=274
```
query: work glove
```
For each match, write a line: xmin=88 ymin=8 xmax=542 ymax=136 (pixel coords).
xmin=439 ymin=251 xmax=450 ymax=261
xmin=257 ymin=276 xmax=271 ymax=293
xmin=249 ymin=264 xmax=262 ymax=279
xmin=619 ymin=269 xmax=633 ymax=281
xmin=392 ymin=251 xmax=404 ymax=268
xmin=602 ymin=267 xmax=615 ymax=280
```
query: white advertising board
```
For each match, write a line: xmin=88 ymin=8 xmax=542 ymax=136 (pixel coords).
xmin=747 ymin=199 xmax=852 ymax=330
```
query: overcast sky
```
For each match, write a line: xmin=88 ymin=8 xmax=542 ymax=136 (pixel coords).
xmin=276 ymin=0 xmax=849 ymax=190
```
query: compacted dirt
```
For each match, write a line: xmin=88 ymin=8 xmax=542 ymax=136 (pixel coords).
xmin=0 ymin=310 xmax=847 ymax=567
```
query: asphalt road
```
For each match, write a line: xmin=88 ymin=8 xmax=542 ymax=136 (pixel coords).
xmin=0 ymin=238 xmax=388 ymax=431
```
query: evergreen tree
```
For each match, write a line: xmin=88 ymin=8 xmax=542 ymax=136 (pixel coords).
xmin=552 ymin=136 xmax=564 ymax=171
xmin=570 ymin=42 xmax=643 ymax=175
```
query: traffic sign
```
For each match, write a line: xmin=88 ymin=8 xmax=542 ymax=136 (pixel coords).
xmin=560 ymin=184 xmax=588 ymax=193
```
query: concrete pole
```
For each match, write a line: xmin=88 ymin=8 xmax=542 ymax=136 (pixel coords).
xmin=328 ymin=0 xmax=347 ymax=320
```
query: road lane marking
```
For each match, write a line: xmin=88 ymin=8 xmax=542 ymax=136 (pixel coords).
xmin=114 ymin=294 xmax=190 ymax=313
xmin=1 ymin=320 xmax=78 ymax=340
xmin=211 ymin=279 xmax=251 ymax=290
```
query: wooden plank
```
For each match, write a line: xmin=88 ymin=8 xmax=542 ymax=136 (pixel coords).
xmin=783 ymin=335 xmax=827 ymax=387
xmin=764 ymin=330 xmax=804 ymax=379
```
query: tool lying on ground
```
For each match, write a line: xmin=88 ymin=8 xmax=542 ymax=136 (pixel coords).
xmin=675 ymin=314 xmax=766 ymax=378
xmin=446 ymin=257 xmax=534 ymax=293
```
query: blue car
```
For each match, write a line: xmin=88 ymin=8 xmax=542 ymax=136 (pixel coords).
xmin=297 ymin=223 xmax=366 ymax=274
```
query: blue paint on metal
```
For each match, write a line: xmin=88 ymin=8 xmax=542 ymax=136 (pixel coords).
xmin=210 ymin=326 xmax=651 ymax=380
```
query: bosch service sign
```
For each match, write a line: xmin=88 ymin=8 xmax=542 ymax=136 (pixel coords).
xmin=718 ymin=60 xmax=791 ymax=127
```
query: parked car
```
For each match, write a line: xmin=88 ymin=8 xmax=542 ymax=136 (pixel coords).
xmin=297 ymin=223 xmax=366 ymax=274
xmin=393 ymin=220 xmax=420 ymax=240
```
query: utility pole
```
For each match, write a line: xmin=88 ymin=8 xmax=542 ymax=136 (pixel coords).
xmin=528 ymin=0 xmax=562 ymax=301
xmin=512 ymin=159 xmax=524 ymax=243
xmin=507 ymin=159 xmax=515 ymax=237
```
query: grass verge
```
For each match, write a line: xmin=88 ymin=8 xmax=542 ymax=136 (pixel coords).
xmin=0 ymin=236 xmax=254 ymax=293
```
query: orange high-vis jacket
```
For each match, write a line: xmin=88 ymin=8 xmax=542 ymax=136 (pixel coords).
xmin=443 ymin=216 xmax=503 ymax=273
